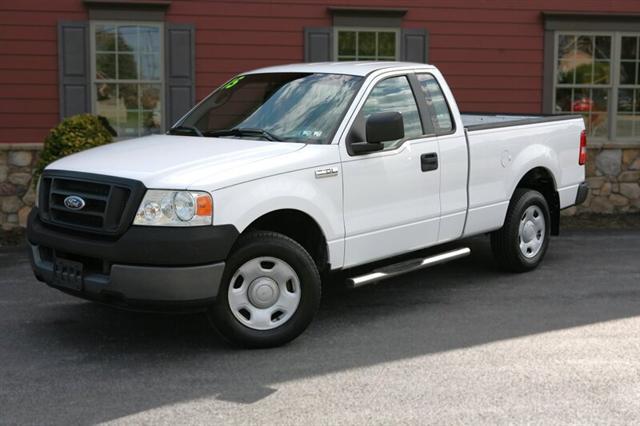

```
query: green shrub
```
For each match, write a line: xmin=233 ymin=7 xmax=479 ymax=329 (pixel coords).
xmin=34 ymin=114 xmax=114 ymax=182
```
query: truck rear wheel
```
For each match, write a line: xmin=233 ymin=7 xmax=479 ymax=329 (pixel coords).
xmin=208 ymin=231 xmax=321 ymax=348
xmin=490 ymin=189 xmax=550 ymax=273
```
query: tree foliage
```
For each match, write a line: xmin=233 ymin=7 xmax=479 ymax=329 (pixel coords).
xmin=34 ymin=114 xmax=114 ymax=183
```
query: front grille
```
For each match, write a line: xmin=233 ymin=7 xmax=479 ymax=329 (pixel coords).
xmin=39 ymin=171 xmax=146 ymax=236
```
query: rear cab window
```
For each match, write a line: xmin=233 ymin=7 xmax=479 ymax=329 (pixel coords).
xmin=415 ymin=74 xmax=455 ymax=134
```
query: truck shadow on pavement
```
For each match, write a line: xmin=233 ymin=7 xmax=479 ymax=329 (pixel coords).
xmin=2 ymin=229 xmax=639 ymax=423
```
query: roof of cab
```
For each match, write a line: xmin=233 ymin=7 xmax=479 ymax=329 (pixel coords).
xmin=245 ymin=61 xmax=435 ymax=77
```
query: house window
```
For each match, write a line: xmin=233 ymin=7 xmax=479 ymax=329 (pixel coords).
xmin=618 ymin=35 xmax=640 ymax=139
xmin=335 ymin=28 xmax=399 ymax=61
xmin=91 ymin=22 xmax=163 ymax=138
xmin=553 ymin=32 xmax=640 ymax=141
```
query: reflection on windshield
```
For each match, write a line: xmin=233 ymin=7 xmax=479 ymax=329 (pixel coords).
xmin=179 ymin=73 xmax=363 ymax=144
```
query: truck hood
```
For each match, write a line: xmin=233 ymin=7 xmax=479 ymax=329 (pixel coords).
xmin=47 ymin=134 xmax=306 ymax=189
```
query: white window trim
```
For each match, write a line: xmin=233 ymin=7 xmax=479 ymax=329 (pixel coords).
xmin=89 ymin=20 xmax=165 ymax=138
xmin=552 ymin=30 xmax=640 ymax=141
xmin=333 ymin=27 xmax=400 ymax=61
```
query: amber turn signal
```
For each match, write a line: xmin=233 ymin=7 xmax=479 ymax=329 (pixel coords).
xmin=196 ymin=194 xmax=213 ymax=217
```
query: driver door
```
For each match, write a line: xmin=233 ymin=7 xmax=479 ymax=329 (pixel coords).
xmin=340 ymin=74 xmax=441 ymax=268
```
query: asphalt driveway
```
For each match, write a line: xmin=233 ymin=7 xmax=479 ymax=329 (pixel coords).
xmin=1 ymin=229 xmax=639 ymax=424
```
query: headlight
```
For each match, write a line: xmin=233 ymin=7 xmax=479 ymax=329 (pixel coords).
xmin=133 ymin=190 xmax=213 ymax=226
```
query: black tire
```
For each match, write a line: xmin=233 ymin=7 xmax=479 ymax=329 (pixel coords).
xmin=490 ymin=188 xmax=551 ymax=273
xmin=208 ymin=231 xmax=321 ymax=349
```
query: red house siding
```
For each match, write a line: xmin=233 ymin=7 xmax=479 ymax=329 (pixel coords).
xmin=2 ymin=0 xmax=640 ymax=145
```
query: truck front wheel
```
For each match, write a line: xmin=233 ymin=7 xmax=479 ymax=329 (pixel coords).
xmin=209 ymin=231 xmax=321 ymax=348
xmin=490 ymin=189 xmax=551 ymax=272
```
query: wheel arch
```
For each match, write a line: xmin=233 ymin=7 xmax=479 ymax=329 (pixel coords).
xmin=512 ymin=166 xmax=560 ymax=235
xmin=241 ymin=209 xmax=330 ymax=272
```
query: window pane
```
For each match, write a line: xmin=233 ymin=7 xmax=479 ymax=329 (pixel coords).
xmin=621 ymin=36 xmax=638 ymax=60
xmin=142 ymin=110 xmax=161 ymax=135
xmin=95 ymin=53 xmax=116 ymax=79
xmin=118 ymin=53 xmax=138 ymax=79
xmin=122 ymin=110 xmax=140 ymax=137
xmin=595 ymin=36 xmax=610 ymax=59
xmin=141 ymin=84 xmax=161 ymax=111
xmin=117 ymin=25 xmax=138 ymax=52
xmin=378 ymin=32 xmax=396 ymax=57
xmin=95 ymin=83 xmax=118 ymax=130
xmin=555 ymin=88 xmax=572 ymax=112
xmin=620 ymin=61 xmax=637 ymax=85
xmin=416 ymin=74 xmax=453 ymax=132
xmin=591 ymin=88 xmax=608 ymax=112
xmin=576 ymin=35 xmax=593 ymax=58
xmin=617 ymin=114 xmax=634 ymax=138
xmin=362 ymin=76 xmax=423 ymax=144
xmin=574 ymin=62 xmax=593 ymax=84
xmin=593 ymin=61 xmax=610 ymax=85
xmin=618 ymin=89 xmax=634 ymax=113
xmin=572 ymin=88 xmax=609 ymax=137
xmin=591 ymin=112 xmax=608 ymax=137
xmin=119 ymin=83 xmax=139 ymax=109
xmin=358 ymin=32 xmax=375 ymax=57
xmin=557 ymin=60 xmax=575 ymax=84
xmin=140 ymin=53 xmax=160 ymax=80
xmin=558 ymin=34 xmax=575 ymax=59
xmin=338 ymin=31 xmax=356 ymax=56
xmin=139 ymin=26 xmax=160 ymax=52
xmin=95 ymin=25 xmax=115 ymax=51
xmin=572 ymin=88 xmax=591 ymax=112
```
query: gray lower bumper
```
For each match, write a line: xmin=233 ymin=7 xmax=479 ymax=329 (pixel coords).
xmin=29 ymin=243 xmax=225 ymax=308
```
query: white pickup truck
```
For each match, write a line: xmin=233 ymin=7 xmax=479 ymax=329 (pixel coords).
xmin=28 ymin=62 xmax=588 ymax=348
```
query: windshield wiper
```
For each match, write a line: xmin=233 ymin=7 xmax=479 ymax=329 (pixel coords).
xmin=203 ymin=127 xmax=282 ymax=141
xmin=168 ymin=125 xmax=203 ymax=137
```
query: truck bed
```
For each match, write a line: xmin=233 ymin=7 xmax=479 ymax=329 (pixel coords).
xmin=462 ymin=113 xmax=581 ymax=131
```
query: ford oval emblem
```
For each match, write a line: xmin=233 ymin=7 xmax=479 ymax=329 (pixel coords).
xmin=63 ymin=195 xmax=86 ymax=210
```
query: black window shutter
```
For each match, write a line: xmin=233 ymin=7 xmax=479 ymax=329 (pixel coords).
xmin=165 ymin=24 xmax=196 ymax=127
xmin=401 ymin=29 xmax=429 ymax=63
xmin=58 ymin=21 xmax=90 ymax=119
xmin=304 ymin=27 xmax=333 ymax=62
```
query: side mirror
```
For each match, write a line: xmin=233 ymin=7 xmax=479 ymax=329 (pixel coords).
xmin=366 ymin=111 xmax=404 ymax=144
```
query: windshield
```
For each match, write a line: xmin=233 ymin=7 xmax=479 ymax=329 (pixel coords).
xmin=176 ymin=73 xmax=363 ymax=144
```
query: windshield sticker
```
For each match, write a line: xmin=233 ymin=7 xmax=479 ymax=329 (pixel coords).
xmin=301 ymin=130 xmax=323 ymax=138
xmin=223 ymin=75 xmax=245 ymax=90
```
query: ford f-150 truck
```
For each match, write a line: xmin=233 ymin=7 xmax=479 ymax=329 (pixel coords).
xmin=28 ymin=62 xmax=588 ymax=348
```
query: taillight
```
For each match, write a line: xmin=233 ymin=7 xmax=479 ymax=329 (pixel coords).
xmin=579 ymin=130 xmax=587 ymax=165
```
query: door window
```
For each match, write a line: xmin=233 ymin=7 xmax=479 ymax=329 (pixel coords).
xmin=361 ymin=75 xmax=423 ymax=149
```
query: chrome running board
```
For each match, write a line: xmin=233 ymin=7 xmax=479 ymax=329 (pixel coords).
xmin=346 ymin=247 xmax=471 ymax=288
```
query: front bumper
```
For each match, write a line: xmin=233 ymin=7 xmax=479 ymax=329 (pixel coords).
xmin=27 ymin=208 xmax=238 ymax=310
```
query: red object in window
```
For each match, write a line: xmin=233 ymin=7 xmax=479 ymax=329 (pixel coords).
xmin=579 ymin=130 xmax=587 ymax=165
xmin=572 ymin=98 xmax=593 ymax=112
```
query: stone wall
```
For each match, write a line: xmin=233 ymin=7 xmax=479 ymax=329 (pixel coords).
xmin=0 ymin=144 xmax=638 ymax=230
xmin=563 ymin=147 xmax=640 ymax=216
xmin=0 ymin=144 xmax=41 ymax=231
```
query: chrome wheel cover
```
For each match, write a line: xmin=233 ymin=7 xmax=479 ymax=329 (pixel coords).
xmin=227 ymin=256 xmax=301 ymax=331
xmin=518 ymin=205 xmax=545 ymax=258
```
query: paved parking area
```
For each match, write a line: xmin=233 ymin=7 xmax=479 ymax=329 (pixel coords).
xmin=1 ymin=229 xmax=639 ymax=425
